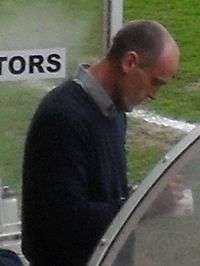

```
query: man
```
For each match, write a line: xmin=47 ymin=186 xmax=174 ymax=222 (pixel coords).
xmin=22 ymin=20 xmax=179 ymax=265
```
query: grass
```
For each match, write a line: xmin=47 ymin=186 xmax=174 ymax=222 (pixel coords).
xmin=0 ymin=83 xmax=46 ymax=191
xmin=127 ymin=143 xmax=162 ymax=183
xmin=124 ymin=0 xmax=200 ymax=122
xmin=126 ymin=118 xmax=185 ymax=182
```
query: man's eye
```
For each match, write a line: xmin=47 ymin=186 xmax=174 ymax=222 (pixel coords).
xmin=152 ymin=78 xmax=167 ymax=87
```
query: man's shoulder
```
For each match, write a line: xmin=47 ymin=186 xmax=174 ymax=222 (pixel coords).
xmin=33 ymin=79 xmax=97 ymax=125
xmin=46 ymin=79 xmax=87 ymax=106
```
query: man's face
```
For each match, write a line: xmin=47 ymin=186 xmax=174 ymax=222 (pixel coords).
xmin=116 ymin=43 xmax=180 ymax=112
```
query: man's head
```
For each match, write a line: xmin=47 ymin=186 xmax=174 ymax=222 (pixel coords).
xmin=106 ymin=20 xmax=180 ymax=111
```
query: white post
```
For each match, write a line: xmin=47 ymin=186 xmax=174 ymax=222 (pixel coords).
xmin=104 ymin=0 xmax=123 ymax=51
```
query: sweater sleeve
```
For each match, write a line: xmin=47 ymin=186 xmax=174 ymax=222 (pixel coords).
xmin=31 ymin=110 xmax=120 ymax=257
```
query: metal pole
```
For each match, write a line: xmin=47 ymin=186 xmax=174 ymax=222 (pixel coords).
xmin=103 ymin=0 xmax=123 ymax=52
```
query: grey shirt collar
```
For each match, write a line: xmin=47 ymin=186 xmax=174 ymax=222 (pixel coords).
xmin=73 ymin=64 xmax=117 ymax=118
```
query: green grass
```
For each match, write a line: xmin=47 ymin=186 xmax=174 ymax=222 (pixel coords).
xmin=0 ymin=83 xmax=46 ymax=191
xmin=147 ymin=84 xmax=200 ymax=122
xmin=127 ymin=144 xmax=162 ymax=183
xmin=126 ymin=118 xmax=185 ymax=182
xmin=124 ymin=0 xmax=200 ymax=122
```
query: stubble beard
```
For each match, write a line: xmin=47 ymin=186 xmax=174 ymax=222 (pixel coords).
xmin=113 ymin=83 xmax=135 ymax=112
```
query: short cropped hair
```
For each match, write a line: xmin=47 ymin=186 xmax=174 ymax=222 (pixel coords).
xmin=107 ymin=20 xmax=174 ymax=67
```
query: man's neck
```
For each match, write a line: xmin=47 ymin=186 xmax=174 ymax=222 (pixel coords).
xmin=87 ymin=58 xmax=118 ymax=100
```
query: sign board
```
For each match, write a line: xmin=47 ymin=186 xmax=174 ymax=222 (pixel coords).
xmin=0 ymin=48 xmax=66 ymax=81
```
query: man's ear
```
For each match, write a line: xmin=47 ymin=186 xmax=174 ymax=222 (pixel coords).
xmin=121 ymin=51 xmax=139 ymax=73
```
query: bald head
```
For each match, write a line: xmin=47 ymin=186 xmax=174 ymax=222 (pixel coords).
xmin=107 ymin=20 xmax=179 ymax=67
xmin=89 ymin=20 xmax=179 ymax=112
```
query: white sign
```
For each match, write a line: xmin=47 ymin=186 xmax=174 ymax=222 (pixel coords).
xmin=0 ymin=48 xmax=66 ymax=81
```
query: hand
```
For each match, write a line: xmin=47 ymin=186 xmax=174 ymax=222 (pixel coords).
xmin=164 ymin=175 xmax=184 ymax=203
xmin=145 ymin=175 xmax=185 ymax=217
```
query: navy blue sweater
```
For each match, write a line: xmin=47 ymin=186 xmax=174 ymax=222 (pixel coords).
xmin=22 ymin=80 xmax=128 ymax=265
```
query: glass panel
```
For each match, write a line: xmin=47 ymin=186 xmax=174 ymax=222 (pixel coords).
xmin=0 ymin=0 xmax=103 ymax=234
xmin=126 ymin=117 xmax=186 ymax=185
xmin=112 ymin=138 xmax=200 ymax=266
